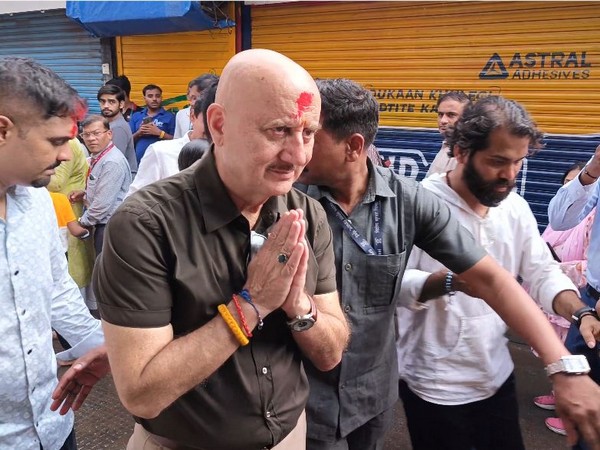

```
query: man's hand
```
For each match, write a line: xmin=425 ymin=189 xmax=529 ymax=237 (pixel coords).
xmin=245 ymin=209 xmax=305 ymax=316
xmin=140 ymin=123 xmax=161 ymax=136
xmin=280 ymin=214 xmax=310 ymax=318
xmin=553 ymin=374 xmax=600 ymax=449
xmin=68 ymin=190 xmax=85 ymax=203
xmin=579 ymin=314 xmax=600 ymax=348
xmin=50 ymin=345 xmax=110 ymax=415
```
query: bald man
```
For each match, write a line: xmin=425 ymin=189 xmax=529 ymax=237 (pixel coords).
xmin=93 ymin=49 xmax=349 ymax=449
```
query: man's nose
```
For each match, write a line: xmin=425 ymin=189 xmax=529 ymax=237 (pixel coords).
xmin=281 ymin=132 xmax=308 ymax=166
xmin=57 ymin=142 xmax=73 ymax=162
xmin=500 ymin=165 xmax=519 ymax=181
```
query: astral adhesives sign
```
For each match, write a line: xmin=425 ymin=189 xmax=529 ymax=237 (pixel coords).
xmin=479 ymin=51 xmax=592 ymax=80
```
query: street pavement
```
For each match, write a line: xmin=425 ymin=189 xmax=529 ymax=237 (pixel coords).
xmin=67 ymin=339 xmax=568 ymax=449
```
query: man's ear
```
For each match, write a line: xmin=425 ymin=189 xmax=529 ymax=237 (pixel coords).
xmin=453 ymin=145 xmax=469 ymax=164
xmin=346 ymin=133 xmax=365 ymax=162
xmin=207 ymin=103 xmax=225 ymax=146
xmin=0 ymin=115 xmax=16 ymax=145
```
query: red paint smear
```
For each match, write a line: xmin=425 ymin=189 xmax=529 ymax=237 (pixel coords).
xmin=70 ymin=100 xmax=88 ymax=137
xmin=295 ymin=92 xmax=313 ymax=119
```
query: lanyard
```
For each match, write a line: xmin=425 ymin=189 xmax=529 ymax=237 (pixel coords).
xmin=86 ymin=143 xmax=114 ymax=188
xmin=322 ymin=197 xmax=384 ymax=255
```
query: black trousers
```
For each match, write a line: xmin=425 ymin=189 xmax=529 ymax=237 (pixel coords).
xmin=307 ymin=406 xmax=393 ymax=450
xmin=93 ymin=224 xmax=106 ymax=257
xmin=399 ymin=373 xmax=525 ymax=450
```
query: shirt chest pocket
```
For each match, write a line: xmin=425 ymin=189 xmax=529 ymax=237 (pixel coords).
xmin=363 ymin=251 xmax=406 ymax=309
xmin=86 ymin=172 xmax=98 ymax=195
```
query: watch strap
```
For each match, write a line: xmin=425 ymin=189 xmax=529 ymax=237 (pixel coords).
xmin=571 ymin=306 xmax=598 ymax=329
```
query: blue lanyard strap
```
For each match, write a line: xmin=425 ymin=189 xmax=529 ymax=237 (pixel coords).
xmin=322 ymin=197 xmax=384 ymax=256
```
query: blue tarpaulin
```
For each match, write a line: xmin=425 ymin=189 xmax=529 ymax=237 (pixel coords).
xmin=66 ymin=1 xmax=234 ymax=38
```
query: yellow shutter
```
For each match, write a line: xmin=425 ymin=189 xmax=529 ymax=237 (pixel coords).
xmin=251 ymin=1 xmax=600 ymax=134
xmin=115 ymin=27 xmax=235 ymax=111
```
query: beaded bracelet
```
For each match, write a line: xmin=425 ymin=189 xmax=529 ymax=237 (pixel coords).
xmin=239 ymin=289 xmax=264 ymax=330
xmin=444 ymin=271 xmax=456 ymax=297
xmin=218 ymin=304 xmax=249 ymax=346
xmin=232 ymin=294 xmax=253 ymax=338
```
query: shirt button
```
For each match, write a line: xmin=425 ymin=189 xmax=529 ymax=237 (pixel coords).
xmin=262 ymin=367 xmax=268 ymax=375
xmin=13 ymin=270 xmax=19 ymax=275
xmin=265 ymin=411 xmax=271 ymax=418
xmin=344 ymin=263 xmax=352 ymax=271
xmin=343 ymin=305 xmax=351 ymax=313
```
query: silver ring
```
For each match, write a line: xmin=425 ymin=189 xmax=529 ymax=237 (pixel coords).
xmin=277 ymin=253 xmax=289 ymax=264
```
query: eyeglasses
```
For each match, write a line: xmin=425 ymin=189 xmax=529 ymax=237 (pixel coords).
xmin=249 ymin=231 xmax=267 ymax=261
xmin=81 ymin=130 xmax=109 ymax=139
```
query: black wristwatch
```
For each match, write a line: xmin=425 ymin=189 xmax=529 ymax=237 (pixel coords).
xmin=571 ymin=306 xmax=598 ymax=329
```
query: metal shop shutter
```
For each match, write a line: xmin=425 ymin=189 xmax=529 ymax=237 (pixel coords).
xmin=251 ymin=1 xmax=600 ymax=135
xmin=0 ymin=9 xmax=104 ymax=114
xmin=115 ymin=27 xmax=235 ymax=112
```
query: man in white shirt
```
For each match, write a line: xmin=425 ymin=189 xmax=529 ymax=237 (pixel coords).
xmin=397 ymin=96 xmax=600 ymax=450
xmin=0 ymin=57 xmax=110 ymax=450
xmin=127 ymin=98 xmax=207 ymax=196
xmin=173 ymin=74 xmax=218 ymax=139
xmin=425 ymin=91 xmax=470 ymax=177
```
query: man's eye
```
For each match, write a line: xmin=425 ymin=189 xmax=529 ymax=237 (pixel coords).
xmin=273 ymin=127 xmax=287 ymax=134
xmin=303 ymin=129 xmax=316 ymax=138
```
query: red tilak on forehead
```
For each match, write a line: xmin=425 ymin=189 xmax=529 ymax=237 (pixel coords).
xmin=295 ymin=92 xmax=313 ymax=118
xmin=70 ymin=102 xmax=88 ymax=138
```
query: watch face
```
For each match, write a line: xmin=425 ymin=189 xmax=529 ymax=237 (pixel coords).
xmin=290 ymin=318 xmax=315 ymax=332
xmin=563 ymin=355 xmax=590 ymax=373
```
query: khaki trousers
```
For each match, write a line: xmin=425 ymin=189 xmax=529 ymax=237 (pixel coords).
xmin=126 ymin=411 xmax=306 ymax=450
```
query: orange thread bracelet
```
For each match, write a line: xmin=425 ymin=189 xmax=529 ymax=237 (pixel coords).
xmin=232 ymin=295 xmax=253 ymax=337
xmin=218 ymin=304 xmax=249 ymax=346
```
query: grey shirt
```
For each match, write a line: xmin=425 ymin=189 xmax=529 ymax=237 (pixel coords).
xmin=80 ymin=145 xmax=132 ymax=227
xmin=303 ymin=160 xmax=486 ymax=440
xmin=110 ymin=114 xmax=137 ymax=174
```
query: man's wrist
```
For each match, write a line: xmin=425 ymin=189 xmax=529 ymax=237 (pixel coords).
xmin=78 ymin=229 xmax=91 ymax=240
xmin=284 ymin=292 xmax=313 ymax=319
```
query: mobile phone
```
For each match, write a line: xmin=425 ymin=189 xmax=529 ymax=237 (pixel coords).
xmin=142 ymin=116 xmax=153 ymax=125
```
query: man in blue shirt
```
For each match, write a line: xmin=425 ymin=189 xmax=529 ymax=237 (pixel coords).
xmin=549 ymin=145 xmax=600 ymax=449
xmin=130 ymin=84 xmax=175 ymax=164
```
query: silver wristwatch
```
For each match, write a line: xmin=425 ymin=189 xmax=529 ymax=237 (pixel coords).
xmin=287 ymin=296 xmax=318 ymax=332
xmin=545 ymin=355 xmax=590 ymax=377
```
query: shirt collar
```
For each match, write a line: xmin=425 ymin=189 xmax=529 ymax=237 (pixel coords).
xmin=305 ymin=158 xmax=396 ymax=205
xmin=141 ymin=107 xmax=166 ymax=117
xmin=193 ymin=148 xmax=289 ymax=234
xmin=6 ymin=185 xmax=33 ymax=217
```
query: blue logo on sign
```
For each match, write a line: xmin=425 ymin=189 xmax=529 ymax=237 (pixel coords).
xmin=479 ymin=53 xmax=509 ymax=79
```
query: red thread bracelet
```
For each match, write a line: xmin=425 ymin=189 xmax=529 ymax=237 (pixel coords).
xmin=232 ymin=294 xmax=253 ymax=338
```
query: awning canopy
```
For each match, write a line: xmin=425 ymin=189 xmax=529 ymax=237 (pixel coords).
xmin=66 ymin=1 xmax=234 ymax=38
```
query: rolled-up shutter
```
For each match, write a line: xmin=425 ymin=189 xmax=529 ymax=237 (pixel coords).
xmin=115 ymin=27 xmax=235 ymax=111
xmin=251 ymin=1 xmax=600 ymax=135
xmin=0 ymin=9 xmax=105 ymax=114
xmin=251 ymin=1 xmax=600 ymax=229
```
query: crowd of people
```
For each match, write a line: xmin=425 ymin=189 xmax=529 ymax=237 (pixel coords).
xmin=1 ymin=49 xmax=600 ymax=450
